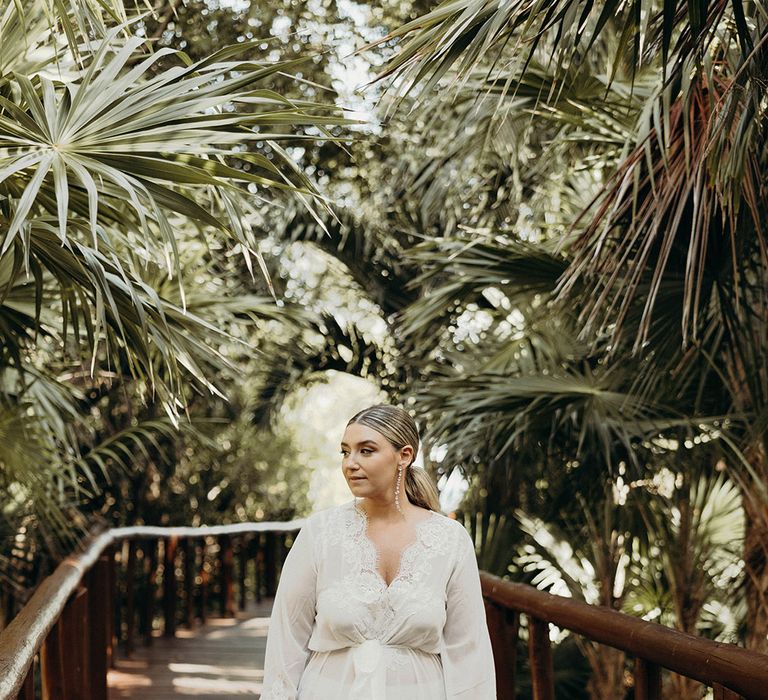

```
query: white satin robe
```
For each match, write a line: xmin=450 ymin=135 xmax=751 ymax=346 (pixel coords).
xmin=260 ymin=499 xmax=496 ymax=699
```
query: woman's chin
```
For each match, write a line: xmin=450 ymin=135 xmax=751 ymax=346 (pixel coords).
xmin=348 ymin=479 xmax=369 ymax=492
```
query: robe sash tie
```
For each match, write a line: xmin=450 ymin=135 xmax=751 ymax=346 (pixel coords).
xmin=349 ymin=639 xmax=412 ymax=700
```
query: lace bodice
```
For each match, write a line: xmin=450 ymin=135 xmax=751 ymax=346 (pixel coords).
xmin=315 ymin=501 xmax=457 ymax=641
xmin=353 ymin=504 xmax=452 ymax=591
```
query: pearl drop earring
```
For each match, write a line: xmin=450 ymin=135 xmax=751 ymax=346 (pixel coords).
xmin=395 ymin=463 xmax=404 ymax=516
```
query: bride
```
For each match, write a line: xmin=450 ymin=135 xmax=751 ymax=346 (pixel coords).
xmin=261 ymin=404 xmax=496 ymax=699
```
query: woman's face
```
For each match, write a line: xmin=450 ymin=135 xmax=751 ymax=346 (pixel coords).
xmin=340 ymin=422 xmax=411 ymax=499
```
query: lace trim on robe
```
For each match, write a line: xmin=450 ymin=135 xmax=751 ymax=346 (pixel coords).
xmin=319 ymin=501 xmax=459 ymax=644
xmin=261 ymin=669 xmax=292 ymax=699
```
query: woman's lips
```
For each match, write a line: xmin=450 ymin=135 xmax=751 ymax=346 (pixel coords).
xmin=349 ymin=476 xmax=366 ymax=481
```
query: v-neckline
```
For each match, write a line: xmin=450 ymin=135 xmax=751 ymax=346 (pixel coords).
xmin=353 ymin=501 xmax=437 ymax=590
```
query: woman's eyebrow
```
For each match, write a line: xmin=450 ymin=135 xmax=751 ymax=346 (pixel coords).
xmin=340 ymin=439 xmax=379 ymax=448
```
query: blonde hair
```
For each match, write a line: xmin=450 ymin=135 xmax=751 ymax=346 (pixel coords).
xmin=347 ymin=404 xmax=441 ymax=512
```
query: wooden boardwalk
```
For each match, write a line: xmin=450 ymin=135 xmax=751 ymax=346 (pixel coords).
xmin=108 ymin=599 xmax=274 ymax=699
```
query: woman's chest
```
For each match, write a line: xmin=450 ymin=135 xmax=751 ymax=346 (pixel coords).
xmin=318 ymin=537 xmax=449 ymax=610
xmin=313 ymin=510 xmax=457 ymax=639
xmin=365 ymin=522 xmax=422 ymax=587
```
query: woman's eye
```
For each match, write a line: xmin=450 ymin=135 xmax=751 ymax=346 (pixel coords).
xmin=361 ymin=449 xmax=372 ymax=455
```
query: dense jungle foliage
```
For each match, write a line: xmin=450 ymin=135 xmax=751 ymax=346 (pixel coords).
xmin=1 ymin=1 xmax=767 ymax=697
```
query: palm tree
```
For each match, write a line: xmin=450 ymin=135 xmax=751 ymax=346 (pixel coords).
xmin=375 ymin=0 xmax=768 ymax=650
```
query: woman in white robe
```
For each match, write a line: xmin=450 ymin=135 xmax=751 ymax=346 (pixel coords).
xmin=261 ymin=404 xmax=496 ymax=699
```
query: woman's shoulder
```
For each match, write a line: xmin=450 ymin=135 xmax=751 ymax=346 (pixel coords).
xmin=314 ymin=498 xmax=356 ymax=518
xmin=426 ymin=511 xmax=475 ymax=552
xmin=427 ymin=508 xmax=467 ymax=532
xmin=302 ymin=499 xmax=357 ymax=532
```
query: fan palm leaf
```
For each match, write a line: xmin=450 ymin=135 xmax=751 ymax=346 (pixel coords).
xmin=400 ymin=233 xmax=569 ymax=342
xmin=559 ymin=72 xmax=767 ymax=346
xmin=0 ymin=0 xmax=130 ymax=77
xmin=417 ymin=358 xmax=682 ymax=471
xmin=0 ymin=401 xmax=83 ymax=544
xmin=1 ymin=219 xmax=262 ymax=416
xmin=0 ymin=33 xmax=346 ymax=276
xmin=251 ymin=311 xmax=388 ymax=426
xmin=275 ymin=205 xmax=420 ymax=318
xmin=624 ymin=469 xmax=745 ymax=659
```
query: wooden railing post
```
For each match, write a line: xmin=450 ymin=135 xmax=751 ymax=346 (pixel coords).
xmin=484 ymin=600 xmax=517 ymax=700
xmin=162 ymin=536 xmax=178 ymax=637
xmin=106 ymin=544 xmax=116 ymax=668
xmin=183 ymin=538 xmax=195 ymax=628
xmin=142 ymin=539 xmax=158 ymax=646
xmin=105 ymin=543 xmax=115 ymax=669
xmin=18 ymin=658 xmax=34 ymax=699
xmin=634 ymin=658 xmax=662 ymax=700
xmin=125 ymin=539 xmax=136 ymax=655
xmin=264 ymin=532 xmax=277 ymax=597
xmin=713 ymin=683 xmax=743 ymax=700
xmin=254 ymin=534 xmax=263 ymax=603
xmin=238 ymin=536 xmax=248 ymax=611
xmin=199 ymin=539 xmax=209 ymax=624
xmin=42 ymin=587 xmax=90 ymax=699
xmin=65 ymin=585 xmax=91 ymax=698
xmin=41 ymin=616 xmax=64 ymax=700
xmin=527 ymin=616 xmax=554 ymax=700
xmin=85 ymin=552 xmax=111 ymax=700
xmin=220 ymin=534 xmax=235 ymax=617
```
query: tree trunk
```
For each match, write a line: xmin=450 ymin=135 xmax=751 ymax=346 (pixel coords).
xmin=743 ymin=486 xmax=768 ymax=653
xmin=722 ymin=314 xmax=768 ymax=652
xmin=582 ymin=642 xmax=625 ymax=700
xmin=667 ymin=469 xmax=705 ymax=698
xmin=666 ymin=674 xmax=706 ymax=699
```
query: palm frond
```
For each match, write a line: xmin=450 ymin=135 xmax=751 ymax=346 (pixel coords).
xmin=252 ymin=312 xmax=387 ymax=426
xmin=400 ymin=233 xmax=569 ymax=342
xmin=0 ymin=402 xmax=83 ymax=544
xmin=559 ymin=73 xmax=768 ymax=353
xmin=376 ymin=0 xmax=738 ymax=106
xmin=3 ymin=220 xmax=244 ymax=415
xmin=417 ymin=357 xmax=681 ymax=471
xmin=74 ymin=416 xmax=210 ymax=484
xmin=0 ymin=35 xmax=347 ymax=279
xmin=0 ymin=0 xmax=150 ymax=76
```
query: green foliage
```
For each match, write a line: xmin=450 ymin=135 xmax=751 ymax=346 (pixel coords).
xmin=172 ymin=418 xmax=312 ymax=525
xmin=239 ymin=0 xmax=767 ymax=673
xmin=0 ymin=0 xmax=342 ymax=589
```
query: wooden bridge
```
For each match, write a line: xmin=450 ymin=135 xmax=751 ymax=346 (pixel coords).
xmin=108 ymin=598 xmax=272 ymax=698
xmin=1 ymin=520 xmax=767 ymax=700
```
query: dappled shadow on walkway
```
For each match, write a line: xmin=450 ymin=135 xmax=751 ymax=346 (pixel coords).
xmin=108 ymin=598 xmax=273 ymax=699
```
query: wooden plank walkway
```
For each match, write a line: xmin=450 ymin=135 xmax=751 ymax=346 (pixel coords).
xmin=108 ymin=599 xmax=274 ymax=699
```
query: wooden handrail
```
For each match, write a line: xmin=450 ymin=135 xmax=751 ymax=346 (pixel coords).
xmin=480 ymin=572 xmax=768 ymax=700
xmin=2 ymin=522 xmax=767 ymax=700
xmin=0 ymin=521 xmax=303 ymax=700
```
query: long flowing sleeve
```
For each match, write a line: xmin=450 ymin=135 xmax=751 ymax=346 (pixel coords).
xmin=261 ymin=521 xmax=317 ymax=700
xmin=441 ymin=525 xmax=497 ymax=699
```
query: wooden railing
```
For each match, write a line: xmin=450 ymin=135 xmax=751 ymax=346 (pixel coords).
xmin=0 ymin=522 xmax=303 ymax=700
xmin=2 ymin=521 xmax=767 ymax=699
xmin=480 ymin=572 xmax=768 ymax=700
